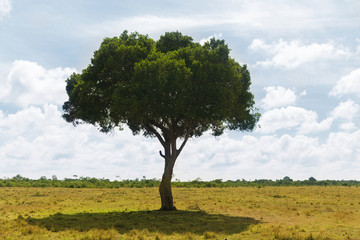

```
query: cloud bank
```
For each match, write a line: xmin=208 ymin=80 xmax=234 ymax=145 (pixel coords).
xmin=0 ymin=60 xmax=76 ymax=107
xmin=0 ymin=103 xmax=359 ymax=180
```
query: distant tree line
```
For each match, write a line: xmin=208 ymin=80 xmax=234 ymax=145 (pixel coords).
xmin=0 ymin=175 xmax=359 ymax=188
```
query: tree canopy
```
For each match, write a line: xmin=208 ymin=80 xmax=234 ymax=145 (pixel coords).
xmin=63 ymin=31 xmax=259 ymax=137
xmin=63 ymin=31 xmax=260 ymax=210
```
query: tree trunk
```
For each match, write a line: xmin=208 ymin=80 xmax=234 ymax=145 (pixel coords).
xmin=159 ymin=167 xmax=176 ymax=211
xmin=159 ymin=138 xmax=177 ymax=211
xmin=155 ymin=127 xmax=190 ymax=211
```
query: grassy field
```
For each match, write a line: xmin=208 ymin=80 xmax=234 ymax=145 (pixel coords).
xmin=0 ymin=186 xmax=360 ymax=239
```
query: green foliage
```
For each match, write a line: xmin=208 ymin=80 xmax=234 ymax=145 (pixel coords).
xmin=1 ymin=175 xmax=360 ymax=188
xmin=309 ymin=176 xmax=317 ymax=182
xmin=156 ymin=31 xmax=194 ymax=53
xmin=63 ymin=30 xmax=259 ymax=137
xmin=282 ymin=176 xmax=293 ymax=181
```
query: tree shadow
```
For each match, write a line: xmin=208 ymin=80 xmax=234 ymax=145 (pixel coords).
xmin=26 ymin=210 xmax=260 ymax=235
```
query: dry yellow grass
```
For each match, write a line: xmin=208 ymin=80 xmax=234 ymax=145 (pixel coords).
xmin=0 ymin=186 xmax=359 ymax=239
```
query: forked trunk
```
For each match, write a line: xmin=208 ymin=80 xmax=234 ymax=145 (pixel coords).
xmin=159 ymin=138 xmax=178 ymax=211
xmin=156 ymin=129 xmax=190 ymax=211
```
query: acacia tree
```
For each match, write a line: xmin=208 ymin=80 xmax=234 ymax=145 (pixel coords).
xmin=63 ymin=31 xmax=260 ymax=210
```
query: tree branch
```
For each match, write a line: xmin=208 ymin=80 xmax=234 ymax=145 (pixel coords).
xmin=146 ymin=123 xmax=165 ymax=147
xmin=177 ymin=121 xmax=192 ymax=156
xmin=177 ymin=134 xmax=190 ymax=156
xmin=174 ymin=119 xmax=190 ymax=138
xmin=159 ymin=150 xmax=165 ymax=159
xmin=150 ymin=120 xmax=168 ymax=134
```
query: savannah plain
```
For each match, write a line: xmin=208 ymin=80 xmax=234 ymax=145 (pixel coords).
xmin=1 ymin=186 xmax=360 ymax=239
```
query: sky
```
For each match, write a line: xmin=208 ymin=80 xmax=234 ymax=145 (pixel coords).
xmin=0 ymin=0 xmax=359 ymax=181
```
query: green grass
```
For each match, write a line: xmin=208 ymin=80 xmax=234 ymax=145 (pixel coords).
xmin=0 ymin=187 xmax=360 ymax=239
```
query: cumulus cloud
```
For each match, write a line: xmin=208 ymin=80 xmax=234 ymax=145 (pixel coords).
xmin=258 ymin=106 xmax=333 ymax=134
xmin=0 ymin=104 xmax=360 ymax=180
xmin=0 ymin=104 xmax=163 ymax=179
xmin=178 ymin=129 xmax=360 ymax=180
xmin=331 ymin=100 xmax=359 ymax=120
xmin=249 ymin=39 xmax=350 ymax=69
xmin=0 ymin=0 xmax=11 ymax=19
xmin=0 ymin=60 xmax=76 ymax=107
xmin=339 ymin=122 xmax=356 ymax=131
xmin=261 ymin=86 xmax=297 ymax=109
xmin=180 ymin=130 xmax=360 ymax=180
xmin=330 ymin=68 xmax=360 ymax=96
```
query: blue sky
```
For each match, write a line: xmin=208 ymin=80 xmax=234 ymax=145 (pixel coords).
xmin=0 ymin=0 xmax=360 ymax=180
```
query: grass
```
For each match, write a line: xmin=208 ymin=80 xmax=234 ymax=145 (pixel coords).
xmin=0 ymin=186 xmax=360 ymax=239
xmin=27 ymin=211 xmax=258 ymax=235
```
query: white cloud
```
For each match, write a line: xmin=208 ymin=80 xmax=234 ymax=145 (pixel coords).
xmin=180 ymin=133 xmax=321 ymax=180
xmin=0 ymin=106 xmax=47 ymax=137
xmin=199 ymin=33 xmax=223 ymax=45
xmin=323 ymin=131 xmax=360 ymax=161
xmin=0 ymin=60 xmax=76 ymax=107
xmin=330 ymin=68 xmax=360 ymax=96
xmin=0 ymin=104 xmax=163 ymax=179
xmin=331 ymin=100 xmax=359 ymax=120
xmin=0 ymin=104 xmax=360 ymax=180
xmin=180 ymin=130 xmax=360 ymax=180
xmin=261 ymin=86 xmax=296 ymax=109
xmin=0 ymin=0 xmax=11 ymax=19
xmin=339 ymin=122 xmax=356 ymax=131
xmin=86 ymin=15 xmax=210 ymax=38
xmin=249 ymin=39 xmax=350 ymax=69
xmin=258 ymin=106 xmax=333 ymax=134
